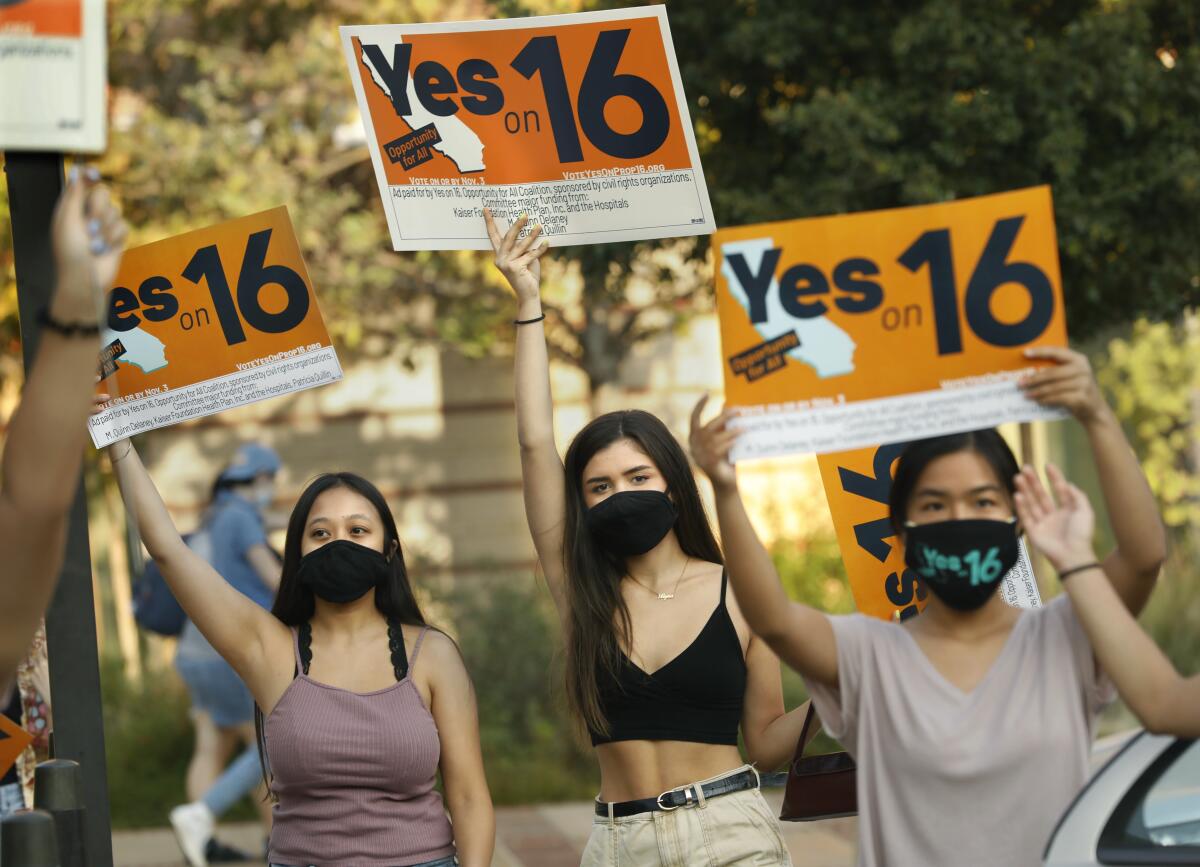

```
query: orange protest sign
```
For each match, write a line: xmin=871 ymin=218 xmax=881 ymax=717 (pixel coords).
xmin=0 ymin=711 xmax=33 ymax=780
xmin=817 ymin=443 xmax=1042 ymax=620
xmin=340 ymin=7 xmax=714 ymax=250
xmin=89 ymin=208 xmax=342 ymax=448
xmin=714 ymin=187 xmax=1069 ymax=460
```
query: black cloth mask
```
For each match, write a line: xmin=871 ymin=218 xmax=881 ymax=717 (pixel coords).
xmin=586 ymin=490 xmax=678 ymax=557
xmin=296 ymin=539 xmax=389 ymax=604
xmin=903 ymin=518 xmax=1019 ymax=612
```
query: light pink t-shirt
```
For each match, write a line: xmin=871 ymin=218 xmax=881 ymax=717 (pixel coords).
xmin=807 ymin=595 xmax=1114 ymax=867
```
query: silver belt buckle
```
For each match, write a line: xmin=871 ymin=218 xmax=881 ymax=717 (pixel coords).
xmin=656 ymin=785 xmax=693 ymax=811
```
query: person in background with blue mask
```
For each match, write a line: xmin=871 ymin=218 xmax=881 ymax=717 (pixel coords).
xmin=169 ymin=443 xmax=282 ymax=867
xmin=690 ymin=347 xmax=1167 ymax=867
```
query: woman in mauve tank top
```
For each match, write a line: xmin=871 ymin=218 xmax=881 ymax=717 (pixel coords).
xmin=690 ymin=348 xmax=1167 ymax=867
xmin=103 ymin=434 xmax=494 ymax=867
xmin=485 ymin=211 xmax=811 ymax=866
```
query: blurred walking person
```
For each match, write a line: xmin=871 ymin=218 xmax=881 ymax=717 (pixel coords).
xmin=169 ymin=444 xmax=282 ymax=866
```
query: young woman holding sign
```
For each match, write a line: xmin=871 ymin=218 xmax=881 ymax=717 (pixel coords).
xmin=486 ymin=210 xmax=810 ymax=866
xmin=1 ymin=169 xmax=127 ymax=696
xmin=1015 ymin=463 xmax=1200 ymax=738
xmin=689 ymin=348 xmax=1166 ymax=867
xmin=101 ymin=432 xmax=493 ymax=867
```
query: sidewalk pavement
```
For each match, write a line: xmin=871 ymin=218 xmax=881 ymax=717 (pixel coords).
xmin=112 ymin=792 xmax=856 ymax=866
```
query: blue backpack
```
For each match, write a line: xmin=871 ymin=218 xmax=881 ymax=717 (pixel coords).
xmin=131 ymin=530 xmax=209 ymax=636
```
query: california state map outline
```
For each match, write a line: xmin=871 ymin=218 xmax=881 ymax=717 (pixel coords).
xmin=359 ymin=37 xmax=487 ymax=175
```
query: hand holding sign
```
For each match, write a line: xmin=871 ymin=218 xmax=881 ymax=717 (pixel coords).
xmin=688 ymin=395 xmax=740 ymax=491
xmin=1020 ymin=347 xmax=1107 ymax=425
xmin=484 ymin=209 xmax=550 ymax=304
xmin=51 ymin=168 xmax=128 ymax=324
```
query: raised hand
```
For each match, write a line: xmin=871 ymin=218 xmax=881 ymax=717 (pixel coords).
xmin=1013 ymin=463 xmax=1096 ymax=572
xmin=1020 ymin=347 xmax=1107 ymax=426
xmin=484 ymin=209 xmax=549 ymax=304
xmin=688 ymin=395 xmax=740 ymax=490
xmin=50 ymin=167 xmax=129 ymax=323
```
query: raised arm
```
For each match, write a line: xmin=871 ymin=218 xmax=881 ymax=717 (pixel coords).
xmin=1015 ymin=464 xmax=1200 ymax=737
xmin=1023 ymin=347 xmax=1167 ymax=614
xmin=689 ymin=397 xmax=839 ymax=687
xmin=483 ymin=210 xmax=568 ymax=612
xmin=0 ymin=172 xmax=127 ymax=681
xmin=106 ymin=438 xmax=288 ymax=694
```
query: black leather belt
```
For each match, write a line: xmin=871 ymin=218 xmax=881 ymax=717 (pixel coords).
xmin=594 ymin=768 xmax=760 ymax=818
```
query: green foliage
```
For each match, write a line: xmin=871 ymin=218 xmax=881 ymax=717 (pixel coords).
xmin=99 ymin=654 xmax=244 ymax=828
xmin=590 ymin=0 xmax=1200 ymax=336
xmin=773 ymin=533 xmax=856 ymax=616
xmin=1097 ymin=313 xmax=1200 ymax=530
xmin=437 ymin=578 xmax=598 ymax=803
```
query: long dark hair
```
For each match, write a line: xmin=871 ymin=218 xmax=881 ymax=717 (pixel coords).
xmin=561 ymin=410 xmax=722 ymax=736
xmin=889 ymin=429 xmax=1020 ymax=532
xmin=254 ymin=472 xmax=427 ymax=794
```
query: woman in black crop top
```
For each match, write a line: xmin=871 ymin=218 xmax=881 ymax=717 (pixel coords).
xmin=486 ymin=212 xmax=812 ymax=866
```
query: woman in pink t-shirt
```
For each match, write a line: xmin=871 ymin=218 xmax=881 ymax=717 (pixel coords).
xmin=689 ymin=348 xmax=1166 ymax=867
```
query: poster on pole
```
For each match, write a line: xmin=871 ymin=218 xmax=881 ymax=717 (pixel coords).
xmin=817 ymin=442 xmax=1043 ymax=621
xmin=340 ymin=6 xmax=714 ymax=250
xmin=89 ymin=208 xmax=343 ymax=448
xmin=0 ymin=0 xmax=106 ymax=152
xmin=714 ymin=186 xmax=1069 ymax=460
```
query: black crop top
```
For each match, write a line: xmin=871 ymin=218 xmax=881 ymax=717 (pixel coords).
xmin=589 ymin=571 xmax=747 ymax=747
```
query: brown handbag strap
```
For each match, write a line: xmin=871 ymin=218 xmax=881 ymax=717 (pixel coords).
xmin=791 ymin=701 xmax=817 ymax=766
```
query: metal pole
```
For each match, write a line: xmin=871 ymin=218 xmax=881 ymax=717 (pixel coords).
xmin=4 ymin=151 xmax=113 ymax=867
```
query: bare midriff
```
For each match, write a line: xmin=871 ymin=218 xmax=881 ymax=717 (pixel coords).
xmin=595 ymin=739 xmax=746 ymax=802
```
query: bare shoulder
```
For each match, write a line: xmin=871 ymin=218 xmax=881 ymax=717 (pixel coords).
xmin=408 ymin=626 xmax=469 ymax=678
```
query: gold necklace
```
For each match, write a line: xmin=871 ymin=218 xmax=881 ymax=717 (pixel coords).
xmin=627 ymin=556 xmax=689 ymax=601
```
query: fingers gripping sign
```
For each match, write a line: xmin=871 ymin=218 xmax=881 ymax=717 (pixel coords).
xmin=52 ymin=166 xmax=130 ymax=323
xmin=1019 ymin=346 xmax=1106 ymax=424
xmin=484 ymin=209 xmax=550 ymax=303
xmin=688 ymin=395 xmax=741 ymax=490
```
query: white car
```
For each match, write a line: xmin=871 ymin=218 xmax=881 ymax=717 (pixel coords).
xmin=1044 ymin=731 xmax=1200 ymax=865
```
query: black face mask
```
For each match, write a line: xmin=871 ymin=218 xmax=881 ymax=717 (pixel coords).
xmin=296 ymin=539 xmax=390 ymax=604
xmin=903 ymin=519 xmax=1019 ymax=612
xmin=585 ymin=490 xmax=678 ymax=557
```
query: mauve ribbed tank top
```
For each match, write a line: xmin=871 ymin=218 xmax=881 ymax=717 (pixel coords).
xmin=264 ymin=626 xmax=455 ymax=867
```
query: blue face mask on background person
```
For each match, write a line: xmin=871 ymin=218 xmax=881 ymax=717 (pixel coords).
xmin=586 ymin=490 xmax=678 ymax=557
xmin=903 ymin=518 xmax=1020 ymax=612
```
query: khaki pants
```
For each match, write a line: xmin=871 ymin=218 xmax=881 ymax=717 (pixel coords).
xmin=581 ymin=765 xmax=792 ymax=867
